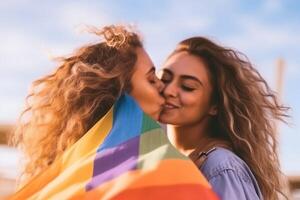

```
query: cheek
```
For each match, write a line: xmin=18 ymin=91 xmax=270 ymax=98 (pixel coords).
xmin=143 ymin=84 xmax=163 ymax=108
xmin=180 ymin=93 xmax=200 ymax=108
xmin=131 ymin=80 xmax=162 ymax=114
xmin=180 ymin=93 xmax=207 ymax=118
xmin=143 ymin=85 xmax=156 ymax=99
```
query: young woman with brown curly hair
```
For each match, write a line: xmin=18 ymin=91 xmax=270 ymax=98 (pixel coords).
xmin=11 ymin=25 xmax=165 ymax=186
xmin=159 ymin=37 xmax=289 ymax=200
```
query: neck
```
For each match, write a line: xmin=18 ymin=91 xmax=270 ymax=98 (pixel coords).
xmin=166 ymin=118 xmax=212 ymax=156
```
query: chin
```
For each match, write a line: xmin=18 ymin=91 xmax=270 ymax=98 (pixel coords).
xmin=160 ymin=111 xmax=183 ymax=125
xmin=147 ymin=112 xmax=159 ymax=121
xmin=149 ymin=106 xmax=164 ymax=121
xmin=158 ymin=114 xmax=172 ymax=124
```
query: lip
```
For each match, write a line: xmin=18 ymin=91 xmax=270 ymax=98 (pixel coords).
xmin=163 ymin=101 xmax=180 ymax=109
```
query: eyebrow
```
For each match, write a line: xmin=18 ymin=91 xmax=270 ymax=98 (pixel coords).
xmin=146 ymin=66 xmax=155 ymax=75
xmin=162 ymin=68 xmax=203 ymax=85
xmin=181 ymin=75 xmax=203 ymax=86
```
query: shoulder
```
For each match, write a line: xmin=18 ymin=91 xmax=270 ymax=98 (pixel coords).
xmin=201 ymin=147 xmax=251 ymax=181
xmin=200 ymin=147 xmax=263 ymax=199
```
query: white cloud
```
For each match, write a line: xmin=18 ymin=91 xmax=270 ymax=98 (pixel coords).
xmin=0 ymin=1 xmax=120 ymax=123
xmin=57 ymin=2 xmax=116 ymax=34
xmin=0 ymin=0 xmax=29 ymax=8
xmin=224 ymin=18 xmax=300 ymax=53
xmin=1 ymin=0 xmax=299 ymax=125
xmin=262 ymin=0 xmax=283 ymax=13
xmin=134 ymin=1 xmax=220 ymax=66
xmin=0 ymin=97 xmax=24 ymax=123
xmin=0 ymin=2 xmax=119 ymax=72
xmin=0 ymin=29 xmax=42 ymax=68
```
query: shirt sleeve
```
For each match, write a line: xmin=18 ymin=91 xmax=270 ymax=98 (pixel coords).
xmin=208 ymin=169 xmax=261 ymax=200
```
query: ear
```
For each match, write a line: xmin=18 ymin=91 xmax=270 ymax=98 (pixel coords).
xmin=208 ymin=104 xmax=218 ymax=116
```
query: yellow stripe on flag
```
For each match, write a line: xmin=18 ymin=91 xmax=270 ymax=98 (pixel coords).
xmin=11 ymin=106 xmax=114 ymax=200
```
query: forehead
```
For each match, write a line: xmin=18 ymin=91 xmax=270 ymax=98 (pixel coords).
xmin=135 ymin=48 xmax=153 ymax=74
xmin=163 ymin=52 xmax=210 ymax=82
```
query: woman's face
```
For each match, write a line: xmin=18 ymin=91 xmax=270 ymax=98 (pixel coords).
xmin=130 ymin=48 xmax=165 ymax=120
xmin=159 ymin=51 xmax=217 ymax=126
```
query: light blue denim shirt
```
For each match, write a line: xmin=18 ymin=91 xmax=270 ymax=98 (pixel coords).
xmin=200 ymin=147 xmax=263 ymax=200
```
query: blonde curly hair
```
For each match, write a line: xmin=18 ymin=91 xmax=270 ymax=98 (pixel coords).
xmin=11 ymin=25 xmax=143 ymax=185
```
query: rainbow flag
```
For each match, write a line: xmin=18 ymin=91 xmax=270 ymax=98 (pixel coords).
xmin=11 ymin=94 xmax=218 ymax=200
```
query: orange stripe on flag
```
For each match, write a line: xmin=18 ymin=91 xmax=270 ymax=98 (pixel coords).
xmin=71 ymin=159 xmax=216 ymax=200
xmin=110 ymin=184 xmax=218 ymax=200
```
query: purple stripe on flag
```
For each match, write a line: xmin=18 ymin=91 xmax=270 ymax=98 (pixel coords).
xmin=86 ymin=135 xmax=140 ymax=191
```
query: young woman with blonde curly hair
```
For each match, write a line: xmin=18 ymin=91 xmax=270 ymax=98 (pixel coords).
xmin=11 ymin=25 xmax=165 ymax=185
xmin=10 ymin=25 xmax=221 ymax=200
xmin=159 ymin=37 xmax=289 ymax=200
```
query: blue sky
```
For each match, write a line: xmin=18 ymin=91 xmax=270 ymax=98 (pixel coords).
xmin=0 ymin=0 xmax=299 ymax=174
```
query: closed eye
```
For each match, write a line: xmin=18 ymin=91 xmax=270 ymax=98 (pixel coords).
xmin=160 ymin=74 xmax=172 ymax=84
xmin=148 ymin=75 xmax=156 ymax=84
xmin=148 ymin=73 xmax=162 ymax=85
xmin=181 ymin=85 xmax=195 ymax=91
xmin=161 ymin=78 xmax=171 ymax=83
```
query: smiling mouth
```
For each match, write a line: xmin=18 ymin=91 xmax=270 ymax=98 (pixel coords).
xmin=164 ymin=103 xmax=180 ymax=109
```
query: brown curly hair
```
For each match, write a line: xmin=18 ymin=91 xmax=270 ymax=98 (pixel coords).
xmin=11 ymin=25 xmax=143 ymax=185
xmin=171 ymin=37 xmax=289 ymax=200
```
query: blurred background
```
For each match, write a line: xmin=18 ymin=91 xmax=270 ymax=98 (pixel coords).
xmin=0 ymin=0 xmax=299 ymax=198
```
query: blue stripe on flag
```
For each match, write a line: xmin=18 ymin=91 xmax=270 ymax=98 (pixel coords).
xmin=98 ymin=94 xmax=143 ymax=151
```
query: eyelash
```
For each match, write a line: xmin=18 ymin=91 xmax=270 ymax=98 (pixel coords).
xmin=161 ymin=78 xmax=170 ymax=83
xmin=181 ymin=85 xmax=195 ymax=91
xmin=149 ymin=76 xmax=158 ymax=84
xmin=162 ymin=80 xmax=195 ymax=92
xmin=161 ymin=76 xmax=196 ymax=92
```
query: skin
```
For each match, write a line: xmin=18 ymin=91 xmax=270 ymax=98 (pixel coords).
xmin=130 ymin=48 xmax=165 ymax=120
xmin=159 ymin=51 xmax=217 ymax=155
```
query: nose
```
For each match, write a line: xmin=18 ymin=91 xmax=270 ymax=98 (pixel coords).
xmin=156 ymin=78 xmax=165 ymax=93
xmin=162 ymin=81 xmax=178 ymax=98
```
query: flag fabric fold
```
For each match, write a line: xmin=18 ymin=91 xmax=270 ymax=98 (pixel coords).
xmin=11 ymin=94 xmax=218 ymax=200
